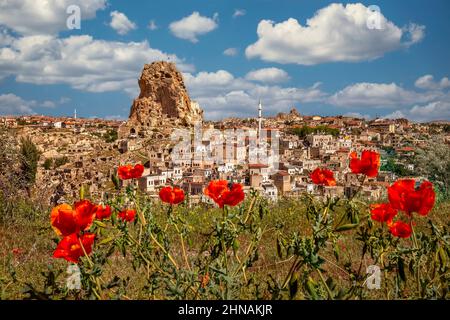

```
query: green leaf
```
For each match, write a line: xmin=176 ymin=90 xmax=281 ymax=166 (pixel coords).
xmin=334 ymin=223 xmax=359 ymax=232
xmin=276 ymin=237 xmax=284 ymax=259
xmin=79 ymin=185 xmax=85 ymax=200
xmin=333 ymin=243 xmax=340 ymax=262
xmin=289 ymin=273 xmax=299 ymax=300
xmin=326 ymin=276 xmax=336 ymax=291
xmin=98 ymin=237 xmax=114 ymax=246
xmin=94 ymin=220 xmax=107 ymax=228
xmin=232 ymin=239 xmax=240 ymax=252
xmin=111 ymin=174 xmax=120 ymax=190
xmin=305 ymin=277 xmax=319 ymax=300
xmin=437 ymin=246 xmax=448 ymax=271
xmin=398 ymin=258 xmax=406 ymax=282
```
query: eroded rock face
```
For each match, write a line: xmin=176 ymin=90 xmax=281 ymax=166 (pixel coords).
xmin=120 ymin=61 xmax=203 ymax=138
xmin=275 ymin=107 xmax=303 ymax=122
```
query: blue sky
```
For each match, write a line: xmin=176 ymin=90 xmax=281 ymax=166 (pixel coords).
xmin=0 ymin=0 xmax=449 ymax=122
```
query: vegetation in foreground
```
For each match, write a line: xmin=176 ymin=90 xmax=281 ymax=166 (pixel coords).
xmin=0 ymin=129 xmax=449 ymax=300
xmin=1 ymin=179 xmax=448 ymax=300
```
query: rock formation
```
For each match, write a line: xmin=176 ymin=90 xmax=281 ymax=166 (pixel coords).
xmin=119 ymin=61 xmax=203 ymax=138
xmin=275 ymin=107 xmax=303 ymax=122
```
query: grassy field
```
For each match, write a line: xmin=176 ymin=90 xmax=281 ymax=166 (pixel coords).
xmin=1 ymin=192 xmax=449 ymax=300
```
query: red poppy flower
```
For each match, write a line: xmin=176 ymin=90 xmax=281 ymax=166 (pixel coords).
xmin=310 ymin=168 xmax=337 ymax=186
xmin=12 ymin=248 xmax=23 ymax=255
xmin=118 ymin=164 xmax=144 ymax=180
xmin=50 ymin=204 xmax=78 ymax=237
xmin=118 ymin=209 xmax=136 ymax=222
xmin=204 ymin=180 xmax=228 ymax=204
xmin=370 ymin=203 xmax=398 ymax=223
xmin=388 ymin=179 xmax=435 ymax=216
xmin=53 ymin=233 xmax=95 ymax=263
xmin=204 ymin=180 xmax=245 ymax=208
xmin=388 ymin=221 xmax=412 ymax=238
xmin=200 ymin=272 xmax=210 ymax=288
xmin=159 ymin=186 xmax=185 ymax=205
xmin=349 ymin=150 xmax=380 ymax=177
xmin=50 ymin=200 xmax=96 ymax=237
xmin=94 ymin=204 xmax=112 ymax=220
xmin=74 ymin=200 xmax=96 ymax=231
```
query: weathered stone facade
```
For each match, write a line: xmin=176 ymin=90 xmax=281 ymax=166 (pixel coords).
xmin=119 ymin=61 xmax=203 ymax=139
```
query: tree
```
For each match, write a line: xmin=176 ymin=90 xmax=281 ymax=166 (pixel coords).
xmin=103 ymin=129 xmax=118 ymax=143
xmin=414 ymin=139 xmax=450 ymax=199
xmin=380 ymin=157 xmax=414 ymax=177
xmin=54 ymin=156 xmax=69 ymax=168
xmin=290 ymin=125 xmax=339 ymax=138
xmin=43 ymin=158 xmax=53 ymax=170
xmin=0 ymin=128 xmax=21 ymax=199
xmin=19 ymin=137 xmax=41 ymax=190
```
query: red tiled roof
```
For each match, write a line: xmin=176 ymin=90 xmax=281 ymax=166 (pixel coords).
xmin=249 ymin=163 xmax=269 ymax=168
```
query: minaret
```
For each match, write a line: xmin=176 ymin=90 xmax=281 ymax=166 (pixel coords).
xmin=258 ymin=99 xmax=262 ymax=137
xmin=74 ymin=108 xmax=77 ymax=119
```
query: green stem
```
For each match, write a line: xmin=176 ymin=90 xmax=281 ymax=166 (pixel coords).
xmin=317 ymin=269 xmax=334 ymax=300
xmin=174 ymin=222 xmax=191 ymax=272
xmin=79 ymin=238 xmax=103 ymax=299
xmin=221 ymin=206 xmax=229 ymax=298
xmin=411 ymin=223 xmax=422 ymax=298
xmin=282 ymin=257 xmax=301 ymax=289
xmin=149 ymin=233 xmax=179 ymax=270
xmin=348 ymin=175 xmax=366 ymax=202
xmin=134 ymin=189 xmax=146 ymax=227
xmin=243 ymin=195 xmax=257 ymax=224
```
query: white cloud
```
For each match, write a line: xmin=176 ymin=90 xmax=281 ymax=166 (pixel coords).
xmin=183 ymin=70 xmax=326 ymax=119
xmin=328 ymin=82 xmax=436 ymax=108
xmin=410 ymin=101 xmax=450 ymax=121
xmin=245 ymin=67 xmax=290 ymax=83
xmin=0 ymin=34 xmax=193 ymax=94
xmin=0 ymin=0 xmax=106 ymax=35
xmin=384 ymin=110 xmax=407 ymax=119
xmin=343 ymin=112 xmax=371 ymax=119
xmin=109 ymin=11 xmax=137 ymax=35
xmin=245 ymin=3 xmax=425 ymax=65
xmin=404 ymin=23 xmax=426 ymax=46
xmin=385 ymin=101 xmax=450 ymax=122
xmin=59 ymin=97 xmax=71 ymax=104
xmin=148 ymin=20 xmax=158 ymax=31
xmin=329 ymin=75 xmax=450 ymax=122
xmin=333 ymin=75 xmax=449 ymax=121
xmin=105 ymin=114 xmax=127 ymax=121
xmin=415 ymin=74 xmax=450 ymax=90
xmin=0 ymin=28 xmax=14 ymax=46
xmin=41 ymin=100 xmax=56 ymax=108
xmin=0 ymin=94 xmax=76 ymax=115
xmin=169 ymin=11 xmax=218 ymax=43
xmin=0 ymin=93 xmax=36 ymax=115
xmin=223 ymin=47 xmax=238 ymax=56
xmin=233 ymin=9 xmax=246 ymax=18
xmin=184 ymin=70 xmax=235 ymax=89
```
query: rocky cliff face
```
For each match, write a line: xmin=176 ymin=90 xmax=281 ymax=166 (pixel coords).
xmin=275 ymin=107 xmax=303 ymax=122
xmin=120 ymin=61 xmax=203 ymax=138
